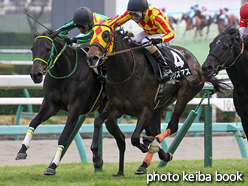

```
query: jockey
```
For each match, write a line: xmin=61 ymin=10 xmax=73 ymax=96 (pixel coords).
xmin=239 ymin=2 xmax=248 ymax=39
xmin=56 ymin=7 xmax=108 ymax=45
xmin=193 ymin=3 xmax=202 ymax=18
xmin=201 ymin=6 xmax=211 ymax=22
xmin=114 ymin=0 xmax=174 ymax=81
xmin=185 ymin=6 xmax=195 ymax=25
xmin=56 ymin=7 xmax=109 ymax=82
xmin=218 ymin=8 xmax=228 ymax=26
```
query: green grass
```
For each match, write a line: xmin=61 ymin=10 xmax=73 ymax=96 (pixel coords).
xmin=0 ymin=159 xmax=247 ymax=185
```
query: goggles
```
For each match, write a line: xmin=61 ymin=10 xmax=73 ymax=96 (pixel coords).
xmin=128 ymin=11 xmax=142 ymax=17
xmin=75 ymin=24 xmax=89 ymax=29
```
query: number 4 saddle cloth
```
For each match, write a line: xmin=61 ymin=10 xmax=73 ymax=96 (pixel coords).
xmin=160 ymin=46 xmax=192 ymax=80
xmin=143 ymin=46 xmax=192 ymax=83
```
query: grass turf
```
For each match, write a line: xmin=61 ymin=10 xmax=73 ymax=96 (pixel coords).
xmin=0 ymin=159 xmax=247 ymax=185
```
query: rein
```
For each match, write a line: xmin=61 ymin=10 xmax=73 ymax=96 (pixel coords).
xmin=106 ymin=50 xmax=136 ymax=84
xmin=105 ymin=43 xmax=151 ymax=57
xmin=33 ymin=36 xmax=78 ymax=79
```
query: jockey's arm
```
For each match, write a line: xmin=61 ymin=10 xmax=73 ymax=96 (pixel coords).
xmin=239 ymin=20 xmax=248 ymax=38
xmin=56 ymin=20 xmax=75 ymax=36
xmin=73 ymin=32 xmax=92 ymax=43
xmin=155 ymin=16 xmax=175 ymax=43
xmin=115 ymin=11 xmax=132 ymax=27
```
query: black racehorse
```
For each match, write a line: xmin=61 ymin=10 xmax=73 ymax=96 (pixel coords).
xmin=15 ymin=30 xmax=121 ymax=175
xmin=86 ymin=18 xmax=225 ymax=175
xmin=202 ymin=26 xmax=248 ymax=140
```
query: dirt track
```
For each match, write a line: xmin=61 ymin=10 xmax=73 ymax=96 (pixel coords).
xmin=0 ymin=135 xmax=247 ymax=167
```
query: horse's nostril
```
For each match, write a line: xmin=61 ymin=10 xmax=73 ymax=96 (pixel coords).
xmin=207 ymin=66 xmax=213 ymax=71
xmin=92 ymin=56 xmax=99 ymax=63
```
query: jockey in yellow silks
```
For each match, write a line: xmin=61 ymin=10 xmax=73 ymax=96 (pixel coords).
xmin=115 ymin=0 xmax=175 ymax=81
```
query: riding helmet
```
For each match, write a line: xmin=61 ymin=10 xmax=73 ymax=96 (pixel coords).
xmin=127 ymin=0 xmax=148 ymax=12
xmin=73 ymin=7 xmax=93 ymax=26
xmin=240 ymin=2 xmax=248 ymax=21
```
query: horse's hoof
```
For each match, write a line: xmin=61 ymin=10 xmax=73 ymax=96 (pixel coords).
xmin=112 ymin=172 xmax=124 ymax=177
xmin=44 ymin=168 xmax=56 ymax=175
xmin=135 ymin=166 xmax=147 ymax=175
xmin=93 ymin=158 xmax=103 ymax=169
xmin=158 ymin=149 xmax=173 ymax=162
xmin=140 ymin=145 xmax=149 ymax=153
xmin=15 ymin=153 xmax=27 ymax=160
xmin=166 ymin=152 xmax=173 ymax=162
xmin=143 ymin=136 xmax=154 ymax=144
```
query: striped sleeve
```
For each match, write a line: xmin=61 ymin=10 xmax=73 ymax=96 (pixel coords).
xmin=115 ymin=11 xmax=132 ymax=27
xmin=155 ymin=15 xmax=175 ymax=42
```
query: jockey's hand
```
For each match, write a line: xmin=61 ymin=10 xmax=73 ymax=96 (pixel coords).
xmin=63 ymin=37 xmax=76 ymax=45
xmin=150 ymin=38 xmax=162 ymax=45
xmin=126 ymin=32 xmax=134 ymax=37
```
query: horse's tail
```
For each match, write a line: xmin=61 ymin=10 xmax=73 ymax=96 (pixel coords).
xmin=204 ymin=75 xmax=231 ymax=95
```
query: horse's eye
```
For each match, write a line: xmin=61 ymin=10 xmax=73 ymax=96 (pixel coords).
xmin=103 ymin=34 xmax=109 ymax=39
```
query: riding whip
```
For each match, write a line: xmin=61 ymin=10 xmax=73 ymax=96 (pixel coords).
xmin=22 ymin=9 xmax=52 ymax=32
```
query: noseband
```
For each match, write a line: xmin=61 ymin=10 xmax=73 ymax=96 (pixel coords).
xmin=33 ymin=36 xmax=78 ymax=79
xmin=33 ymin=36 xmax=67 ymax=70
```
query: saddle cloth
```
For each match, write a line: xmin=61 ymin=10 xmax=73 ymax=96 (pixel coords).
xmin=143 ymin=46 xmax=192 ymax=84
xmin=143 ymin=46 xmax=193 ymax=108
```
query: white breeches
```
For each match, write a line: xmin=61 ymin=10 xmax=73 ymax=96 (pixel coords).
xmin=132 ymin=31 xmax=169 ymax=49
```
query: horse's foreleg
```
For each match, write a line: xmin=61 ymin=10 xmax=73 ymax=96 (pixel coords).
xmin=105 ymin=119 xmax=125 ymax=177
xmin=131 ymin=107 xmax=152 ymax=153
xmin=91 ymin=109 xmax=110 ymax=169
xmin=16 ymin=102 xmax=58 ymax=160
xmin=135 ymin=109 xmax=165 ymax=174
xmin=44 ymin=111 xmax=81 ymax=175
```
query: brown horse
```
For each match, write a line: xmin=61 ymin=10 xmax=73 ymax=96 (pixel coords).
xmin=181 ymin=13 xmax=211 ymax=38
xmin=217 ymin=14 xmax=239 ymax=33
xmin=86 ymin=18 xmax=225 ymax=176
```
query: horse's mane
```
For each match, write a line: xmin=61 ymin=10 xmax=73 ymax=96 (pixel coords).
xmin=217 ymin=26 xmax=240 ymax=39
xmin=115 ymin=27 xmax=137 ymax=48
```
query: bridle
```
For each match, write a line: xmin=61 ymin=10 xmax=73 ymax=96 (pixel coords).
xmin=33 ymin=36 xmax=78 ymax=79
xmin=209 ymin=32 xmax=244 ymax=74
xmin=89 ymin=24 xmax=115 ymax=66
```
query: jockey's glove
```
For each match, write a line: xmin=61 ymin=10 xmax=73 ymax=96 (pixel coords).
xmin=63 ymin=37 xmax=76 ymax=45
xmin=150 ymin=38 xmax=162 ymax=45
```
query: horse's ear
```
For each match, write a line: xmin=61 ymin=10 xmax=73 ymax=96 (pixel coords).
xmin=93 ymin=13 xmax=100 ymax=24
xmin=33 ymin=29 xmax=39 ymax=38
xmin=49 ymin=30 xmax=61 ymax=39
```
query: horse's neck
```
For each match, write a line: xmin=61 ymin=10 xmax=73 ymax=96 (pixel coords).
xmin=50 ymin=45 xmax=76 ymax=75
xmin=106 ymin=38 xmax=135 ymax=82
xmin=227 ymin=52 xmax=248 ymax=91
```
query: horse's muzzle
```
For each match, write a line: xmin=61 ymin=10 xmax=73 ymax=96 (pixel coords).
xmin=86 ymin=55 xmax=102 ymax=68
xmin=30 ymin=71 xmax=43 ymax=84
xmin=202 ymin=62 xmax=216 ymax=78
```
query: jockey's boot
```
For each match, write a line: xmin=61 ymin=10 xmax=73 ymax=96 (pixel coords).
xmin=151 ymin=49 xmax=172 ymax=80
